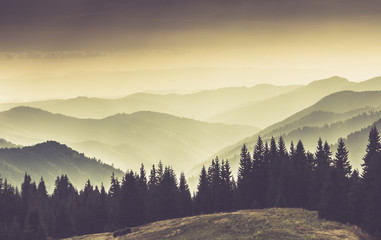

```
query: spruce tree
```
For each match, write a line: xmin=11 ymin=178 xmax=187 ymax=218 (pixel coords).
xmin=333 ymin=138 xmax=351 ymax=177
xmin=237 ymin=144 xmax=252 ymax=209
xmin=221 ymin=160 xmax=233 ymax=211
xmin=195 ymin=166 xmax=211 ymax=214
xmin=363 ymin=152 xmax=381 ymax=237
xmin=179 ymin=173 xmax=192 ymax=217
xmin=267 ymin=137 xmax=280 ymax=207
xmin=157 ymin=166 xmax=180 ymax=220
xmin=308 ymin=139 xmax=331 ymax=210
xmin=346 ymin=170 xmax=363 ymax=225
xmin=319 ymin=138 xmax=351 ymax=222
xmin=362 ymin=125 xmax=381 ymax=183
xmin=252 ymin=137 xmax=268 ymax=208
xmin=291 ymin=140 xmax=309 ymax=208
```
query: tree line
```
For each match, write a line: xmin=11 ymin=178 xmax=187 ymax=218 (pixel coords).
xmin=0 ymin=126 xmax=380 ymax=239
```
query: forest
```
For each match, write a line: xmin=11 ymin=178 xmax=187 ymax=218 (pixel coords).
xmin=0 ymin=126 xmax=380 ymax=239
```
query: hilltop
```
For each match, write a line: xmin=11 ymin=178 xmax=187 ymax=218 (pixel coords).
xmin=64 ymin=208 xmax=373 ymax=240
xmin=0 ymin=140 xmax=123 ymax=192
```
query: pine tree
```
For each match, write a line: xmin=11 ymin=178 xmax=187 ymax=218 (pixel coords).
xmin=179 ymin=173 xmax=192 ymax=217
xmin=157 ymin=166 xmax=180 ymax=220
xmin=362 ymin=125 xmax=381 ymax=183
xmin=319 ymin=138 xmax=352 ymax=222
xmin=237 ymin=144 xmax=253 ymax=209
xmin=333 ymin=138 xmax=351 ymax=177
xmin=308 ymin=139 xmax=331 ymax=210
xmin=363 ymin=152 xmax=381 ymax=236
xmin=221 ymin=160 xmax=233 ymax=211
xmin=290 ymin=140 xmax=309 ymax=207
xmin=346 ymin=170 xmax=363 ymax=225
xmin=266 ymin=137 xmax=281 ymax=207
xmin=251 ymin=137 xmax=268 ymax=208
xmin=277 ymin=136 xmax=290 ymax=207
xmin=195 ymin=166 xmax=211 ymax=214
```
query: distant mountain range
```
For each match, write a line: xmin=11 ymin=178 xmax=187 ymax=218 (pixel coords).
xmin=190 ymin=90 xmax=381 ymax=178
xmin=0 ymin=141 xmax=124 ymax=192
xmin=2 ymin=75 xmax=381 ymax=191
xmin=0 ymin=84 xmax=300 ymax=124
xmin=210 ymin=76 xmax=381 ymax=128
xmin=0 ymin=107 xmax=255 ymax=171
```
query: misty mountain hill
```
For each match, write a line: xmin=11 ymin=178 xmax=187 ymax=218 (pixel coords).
xmin=0 ymin=141 xmax=124 ymax=192
xmin=0 ymin=138 xmax=20 ymax=148
xmin=0 ymin=107 xmax=255 ymax=171
xmin=210 ymin=76 xmax=381 ymax=128
xmin=0 ymin=84 xmax=300 ymax=121
xmin=265 ymin=90 xmax=381 ymax=135
xmin=190 ymin=90 xmax=381 ymax=178
xmin=64 ymin=208 xmax=372 ymax=240
xmin=209 ymin=76 xmax=354 ymax=128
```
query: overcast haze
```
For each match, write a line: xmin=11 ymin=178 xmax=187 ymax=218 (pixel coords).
xmin=1 ymin=0 xmax=381 ymax=101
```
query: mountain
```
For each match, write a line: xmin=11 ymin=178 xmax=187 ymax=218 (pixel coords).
xmin=210 ymin=76 xmax=354 ymax=128
xmin=210 ymin=76 xmax=381 ymax=128
xmin=0 ymin=138 xmax=20 ymax=148
xmin=0 ymin=107 xmax=255 ymax=171
xmin=191 ymin=90 xmax=381 ymax=178
xmin=0 ymin=84 xmax=301 ymax=121
xmin=63 ymin=208 xmax=372 ymax=240
xmin=0 ymin=141 xmax=124 ymax=192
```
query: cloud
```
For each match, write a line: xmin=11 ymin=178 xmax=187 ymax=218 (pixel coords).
xmin=0 ymin=50 xmax=107 ymax=60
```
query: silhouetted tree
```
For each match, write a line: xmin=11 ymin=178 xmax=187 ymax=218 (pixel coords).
xmin=237 ymin=144 xmax=253 ymax=209
xmin=195 ymin=166 xmax=211 ymax=213
xmin=179 ymin=173 xmax=192 ymax=217
xmin=319 ymin=138 xmax=351 ymax=222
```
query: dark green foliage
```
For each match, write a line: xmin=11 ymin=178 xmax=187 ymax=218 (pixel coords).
xmin=251 ymin=137 xmax=268 ymax=208
xmin=237 ymin=144 xmax=253 ymax=209
xmin=195 ymin=166 xmax=211 ymax=213
xmin=319 ymin=139 xmax=351 ymax=223
xmin=363 ymin=152 xmax=381 ymax=237
xmin=308 ymin=139 xmax=331 ymax=210
xmin=290 ymin=140 xmax=309 ymax=208
xmin=362 ymin=125 xmax=381 ymax=178
xmin=179 ymin=173 xmax=192 ymax=217
xmin=1 ymin=129 xmax=381 ymax=238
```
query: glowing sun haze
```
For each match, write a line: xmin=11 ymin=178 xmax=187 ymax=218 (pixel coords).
xmin=1 ymin=0 xmax=381 ymax=101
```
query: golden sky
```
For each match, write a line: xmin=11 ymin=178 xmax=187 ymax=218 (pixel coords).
xmin=1 ymin=0 xmax=381 ymax=101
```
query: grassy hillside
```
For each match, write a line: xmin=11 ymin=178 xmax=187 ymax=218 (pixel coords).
xmin=64 ymin=208 xmax=373 ymax=240
xmin=0 ymin=141 xmax=124 ymax=192
xmin=0 ymin=84 xmax=300 ymax=121
xmin=0 ymin=107 xmax=255 ymax=171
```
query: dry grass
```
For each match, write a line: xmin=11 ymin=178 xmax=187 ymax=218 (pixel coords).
xmin=64 ymin=208 xmax=374 ymax=240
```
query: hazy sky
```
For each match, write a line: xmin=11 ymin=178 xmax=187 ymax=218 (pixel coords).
xmin=1 ymin=0 xmax=381 ymax=101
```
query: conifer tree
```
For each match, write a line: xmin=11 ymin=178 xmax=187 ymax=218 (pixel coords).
xmin=363 ymin=152 xmax=381 ymax=236
xmin=291 ymin=140 xmax=309 ymax=208
xmin=362 ymin=125 xmax=381 ymax=182
xmin=266 ymin=137 xmax=281 ymax=207
xmin=179 ymin=173 xmax=192 ymax=217
xmin=237 ymin=144 xmax=252 ymax=209
xmin=319 ymin=138 xmax=351 ymax=222
xmin=195 ymin=166 xmax=211 ymax=213
xmin=251 ymin=137 xmax=268 ymax=208
xmin=157 ymin=166 xmax=180 ymax=220
xmin=333 ymin=138 xmax=351 ymax=178
xmin=221 ymin=160 xmax=233 ymax=211
xmin=346 ymin=170 xmax=363 ymax=225
xmin=308 ymin=139 xmax=331 ymax=210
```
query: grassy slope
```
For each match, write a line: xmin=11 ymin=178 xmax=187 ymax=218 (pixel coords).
xmin=65 ymin=208 xmax=372 ymax=240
